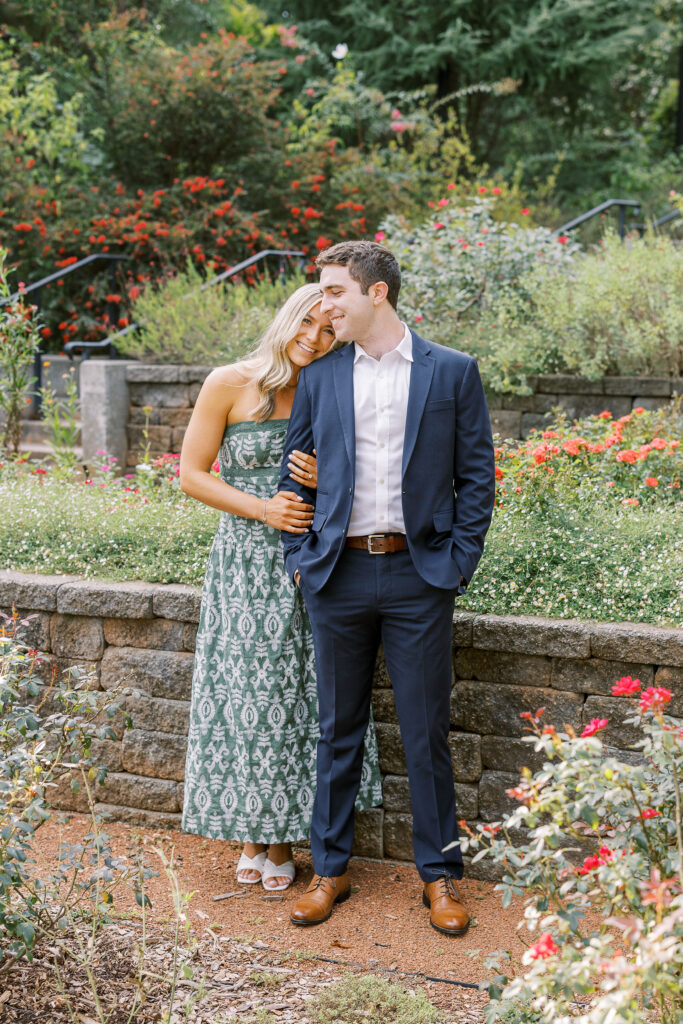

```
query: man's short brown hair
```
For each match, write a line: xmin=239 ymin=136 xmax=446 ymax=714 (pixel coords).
xmin=316 ymin=241 xmax=401 ymax=310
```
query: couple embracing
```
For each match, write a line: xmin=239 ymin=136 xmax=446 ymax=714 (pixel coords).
xmin=180 ymin=241 xmax=495 ymax=936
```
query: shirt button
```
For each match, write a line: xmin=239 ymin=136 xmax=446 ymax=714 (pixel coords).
xmin=379 ymin=442 xmax=385 ymax=448
xmin=379 ymin=479 xmax=385 ymax=484
xmin=379 ymin=515 xmax=384 ymax=520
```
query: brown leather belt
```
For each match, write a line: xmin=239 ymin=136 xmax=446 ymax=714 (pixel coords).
xmin=346 ymin=533 xmax=408 ymax=554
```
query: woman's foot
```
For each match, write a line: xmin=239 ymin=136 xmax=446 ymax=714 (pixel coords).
xmin=263 ymin=843 xmax=295 ymax=890
xmin=236 ymin=843 xmax=267 ymax=883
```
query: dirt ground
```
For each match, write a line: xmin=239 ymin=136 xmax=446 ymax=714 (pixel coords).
xmin=0 ymin=812 xmax=533 ymax=1022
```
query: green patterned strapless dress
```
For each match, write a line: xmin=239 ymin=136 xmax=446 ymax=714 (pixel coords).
xmin=182 ymin=419 xmax=382 ymax=843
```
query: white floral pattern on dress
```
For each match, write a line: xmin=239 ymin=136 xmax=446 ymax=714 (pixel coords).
xmin=182 ymin=419 xmax=382 ymax=843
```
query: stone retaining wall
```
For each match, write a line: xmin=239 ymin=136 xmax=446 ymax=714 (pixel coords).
xmin=75 ymin=363 xmax=683 ymax=469
xmin=2 ymin=570 xmax=681 ymax=878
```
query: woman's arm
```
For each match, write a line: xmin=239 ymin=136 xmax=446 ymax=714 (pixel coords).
xmin=179 ymin=367 xmax=313 ymax=533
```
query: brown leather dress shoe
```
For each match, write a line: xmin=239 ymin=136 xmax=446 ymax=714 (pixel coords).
xmin=290 ymin=872 xmax=351 ymax=926
xmin=423 ymin=876 xmax=470 ymax=935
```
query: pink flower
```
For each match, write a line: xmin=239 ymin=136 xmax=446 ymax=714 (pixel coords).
xmin=447 ymin=182 xmax=456 ymax=190
xmin=374 ymin=231 xmax=386 ymax=241
xmin=599 ymin=410 xmax=612 ymax=419
xmin=621 ymin=498 xmax=640 ymax=506
xmin=528 ymin=933 xmax=558 ymax=959
xmin=650 ymin=437 xmax=667 ymax=450
xmin=639 ymin=686 xmax=673 ymax=712
xmin=478 ymin=186 xmax=487 ymax=194
xmin=641 ymin=808 xmax=660 ymax=820
xmin=633 ymin=406 xmax=645 ymax=414
xmin=521 ymin=208 xmax=530 ymax=215
xmin=492 ymin=186 xmax=502 ymax=195
xmin=438 ymin=198 xmax=449 ymax=207
xmin=434 ymin=222 xmax=445 ymax=230
xmin=415 ymin=315 xmax=423 ymax=322
xmin=557 ymin=235 xmax=569 ymax=244
xmin=612 ymin=676 xmax=641 ymax=696
xmin=582 ymin=717 xmax=608 ymax=737
xmin=645 ymin=477 xmax=658 ymax=487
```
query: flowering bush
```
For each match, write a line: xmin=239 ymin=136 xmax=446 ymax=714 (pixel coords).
xmin=381 ymin=193 xmax=580 ymax=331
xmin=457 ymin=681 xmax=683 ymax=1024
xmin=494 ymin=403 xmax=682 ymax=509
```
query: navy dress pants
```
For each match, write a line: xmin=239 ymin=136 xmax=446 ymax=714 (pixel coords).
xmin=300 ymin=546 xmax=463 ymax=883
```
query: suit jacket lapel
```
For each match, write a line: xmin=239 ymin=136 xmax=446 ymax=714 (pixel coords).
xmin=402 ymin=332 xmax=435 ymax=476
xmin=332 ymin=344 xmax=355 ymax=470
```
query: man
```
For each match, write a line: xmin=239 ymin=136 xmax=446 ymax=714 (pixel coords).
xmin=277 ymin=241 xmax=494 ymax=934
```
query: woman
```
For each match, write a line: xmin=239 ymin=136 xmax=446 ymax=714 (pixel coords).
xmin=179 ymin=283 xmax=382 ymax=891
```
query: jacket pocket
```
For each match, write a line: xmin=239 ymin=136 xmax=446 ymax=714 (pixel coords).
xmin=433 ymin=508 xmax=453 ymax=533
xmin=425 ymin=398 xmax=455 ymax=411
xmin=311 ymin=509 xmax=328 ymax=531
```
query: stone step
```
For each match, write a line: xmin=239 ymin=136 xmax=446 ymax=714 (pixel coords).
xmin=20 ymin=419 xmax=82 ymax=445
xmin=17 ymin=441 xmax=84 ymax=464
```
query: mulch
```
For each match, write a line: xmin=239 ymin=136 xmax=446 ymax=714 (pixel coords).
xmin=0 ymin=813 xmax=530 ymax=1022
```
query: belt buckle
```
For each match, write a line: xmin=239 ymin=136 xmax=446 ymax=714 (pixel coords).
xmin=366 ymin=534 xmax=387 ymax=554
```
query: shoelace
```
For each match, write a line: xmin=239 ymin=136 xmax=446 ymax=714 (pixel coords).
xmin=434 ymin=875 xmax=460 ymax=901
xmin=310 ymin=874 xmax=337 ymax=892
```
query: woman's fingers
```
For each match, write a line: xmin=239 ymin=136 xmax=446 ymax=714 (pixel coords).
xmin=289 ymin=450 xmax=317 ymax=484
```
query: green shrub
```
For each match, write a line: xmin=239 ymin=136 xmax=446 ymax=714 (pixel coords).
xmin=120 ymin=264 xmax=307 ymax=365
xmin=0 ymin=249 xmax=41 ymax=456
xmin=458 ymin=233 xmax=683 ymax=393
xmin=308 ymin=974 xmax=444 ymax=1023
xmin=0 ymin=612 xmax=136 ymax=967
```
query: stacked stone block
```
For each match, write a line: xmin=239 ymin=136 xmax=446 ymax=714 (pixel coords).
xmin=125 ymin=364 xmax=213 ymax=467
xmin=2 ymin=570 xmax=681 ymax=879
xmin=121 ymin=367 xmax=683 ymax=467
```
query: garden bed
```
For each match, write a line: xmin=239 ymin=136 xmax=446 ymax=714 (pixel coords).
xmin=2 ymin=405 xmax=681 ymax=625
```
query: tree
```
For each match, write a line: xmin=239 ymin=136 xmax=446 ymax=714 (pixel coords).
xmin=258 ymin=0 xmax=682 ymax=200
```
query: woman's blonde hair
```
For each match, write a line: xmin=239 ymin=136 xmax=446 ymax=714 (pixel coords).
xmin=243 ymin=282 xmax=332 ymax=422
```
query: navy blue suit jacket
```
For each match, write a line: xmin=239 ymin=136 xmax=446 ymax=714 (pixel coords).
xmin=278 ymin=331 xmax=495 ymax=593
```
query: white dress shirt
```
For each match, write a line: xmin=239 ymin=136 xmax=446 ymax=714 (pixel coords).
xmin=347 ymin=324 xmax=412 ymax=536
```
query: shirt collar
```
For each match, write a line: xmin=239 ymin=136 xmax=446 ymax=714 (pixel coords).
xmin=353 ymin=323 xmax=413 ymax=364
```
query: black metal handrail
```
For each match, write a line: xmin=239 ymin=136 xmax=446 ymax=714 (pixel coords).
xmin=64 ymin=248 xmax=305 ymax=360
xmin=555 ymin=199 xmax=641 ymax=240
xmin=632 ymin=208 xmax=682 ymax=234
xmin=1 ymin=252 xmax=128 ymax=413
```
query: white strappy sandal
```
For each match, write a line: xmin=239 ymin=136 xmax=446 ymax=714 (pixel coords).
xmin=262 ymin=857 xmax=296 ymax=892
xmin=235 ymin=849 xmax=267 ymax=884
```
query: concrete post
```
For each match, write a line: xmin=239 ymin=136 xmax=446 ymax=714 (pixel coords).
xmin=80 ymin=360 xmax=132 ymax=472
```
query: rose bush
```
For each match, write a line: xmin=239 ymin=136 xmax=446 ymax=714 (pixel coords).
xmin=379 ymin=193 xmax=581 ymax=331
xmin=457 ymin=680 xmax=683 ymax=1024
xmin=494 ymin=404 xmax=682 ymax=510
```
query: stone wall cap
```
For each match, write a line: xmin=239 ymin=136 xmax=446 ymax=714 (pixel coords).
xmin=590 ymin=621 xmax=683 ymax=667
xmin=533 ymin=375 xmax=604 ymax=395
xmin=0 ymin=570 xmax=82 ymax=612
xmin=57 ymin=579 xmax=158 ymax=618
xmin=126 ymin=364 xmax=180 ymax=384
xmin=602 ymin=376 xmax=672 ymax=397
xmin=473 ymin=614 xmax=592 ymax=658
xmin=153 ymin=584 xmax=202 ymax=623
xmin=177 ymin=365 xmax=214 ymax=383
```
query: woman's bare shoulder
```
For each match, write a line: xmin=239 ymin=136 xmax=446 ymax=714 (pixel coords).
xmin=202 ymin=361 xmax=254 ymax=391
